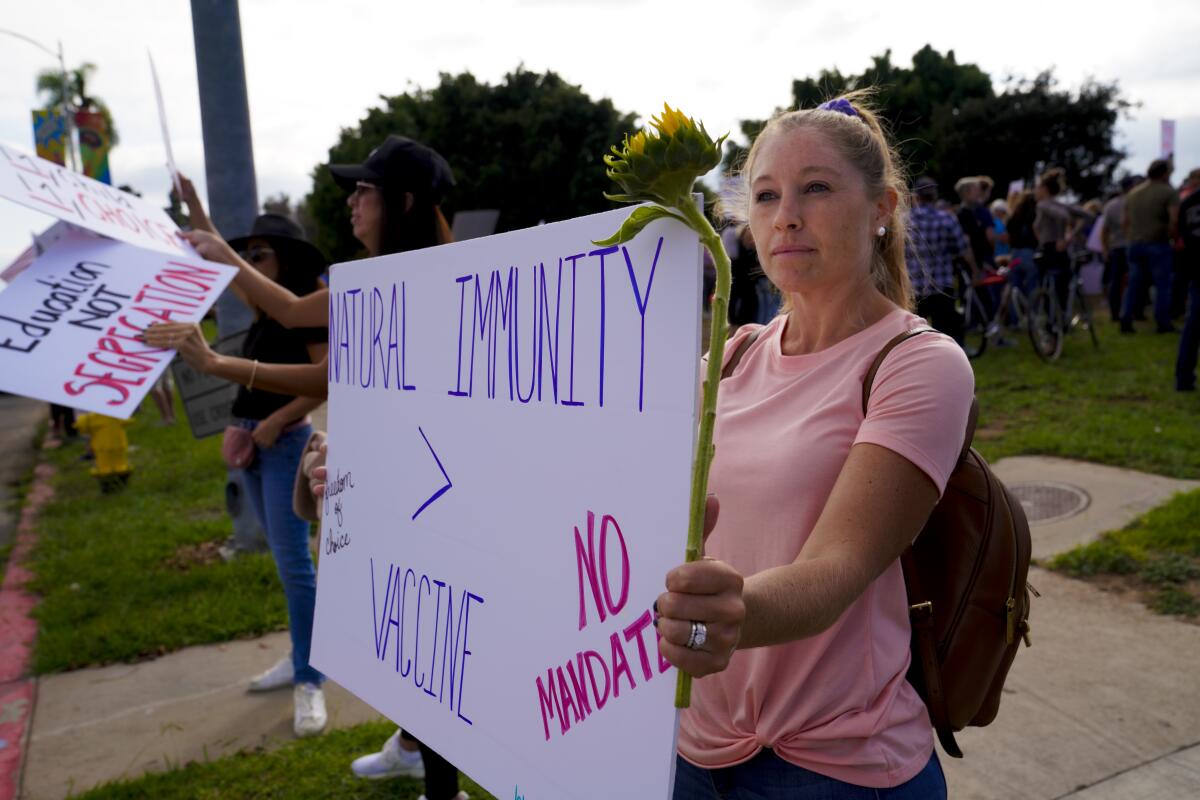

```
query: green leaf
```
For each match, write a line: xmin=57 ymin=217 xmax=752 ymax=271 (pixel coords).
xmin=592 ymin=205 xmax=690 ymax=246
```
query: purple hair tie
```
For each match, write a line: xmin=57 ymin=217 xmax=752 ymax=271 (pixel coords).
xmin=817 ymin=98 xmax=860 ymax=119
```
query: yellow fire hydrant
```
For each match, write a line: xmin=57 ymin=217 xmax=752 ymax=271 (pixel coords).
xmin=75 ymin=413 xmax=132 ymax=492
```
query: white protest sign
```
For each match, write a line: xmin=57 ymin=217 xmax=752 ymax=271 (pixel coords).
xmin=311 ymin=206 xmax=702 ymax=800
xmin=148 ymin=52 xmax=183 ymax=198
xmin=0 ymin=232 xmax=236 ymax=418
xmin=1161 ymin=119 xmax=1176 ymax=159
xmin=0 ymin=143 xmax=187 ymax=256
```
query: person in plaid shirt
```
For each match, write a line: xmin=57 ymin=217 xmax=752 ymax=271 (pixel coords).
xmin=905 ymin=176 xmax=975 ymax=343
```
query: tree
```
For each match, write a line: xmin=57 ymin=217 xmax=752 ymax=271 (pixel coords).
xmin=305 ymin=67 xmax=638 ymax=262
xmin=263 ymin=193 xmax=318 ymax=242
xmin=35 ymin=62 xmax=119 ymax=146
xmin=723 ymin=46 xmax=1129 ymax=202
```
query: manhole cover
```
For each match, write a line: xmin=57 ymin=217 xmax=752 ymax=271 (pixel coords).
xmin=1008 ymin=481 xmax=1091 ymax=524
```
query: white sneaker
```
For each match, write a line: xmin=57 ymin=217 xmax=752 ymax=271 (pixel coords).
xmin=418 ymin=794 xmax=468 ymax=800
xmin=350 ymin=729 xmax=426 ymax=779
xmin=292 ymin=682 xmax=327 ymax=738
xmin=247 ymin=654 xmax=294 ymax=692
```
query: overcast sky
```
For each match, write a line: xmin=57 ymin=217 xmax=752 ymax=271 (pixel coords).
xmin=2 ymin=0 xmax=1197 ymax=260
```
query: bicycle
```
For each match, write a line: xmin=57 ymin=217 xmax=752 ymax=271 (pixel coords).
xmin=957 ymin=262 xmax=1032 ymax=360
xmin=1026 ymin=253 xmax=1100 ymax=361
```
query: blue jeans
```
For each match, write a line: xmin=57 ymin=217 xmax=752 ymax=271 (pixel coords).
xmin=1009 ymin=248 xmax=1038 ymax=297
xmin=755 ymin=276 xmax=782 ymax=324
xmin=1123 ymin=242 xmax=1174 ymax=329
xmin=241 ymin=419 xmax=323 ymax=685
xmin=1177 ymin=272 xmax=1200 ymax=389
xmin=673 ymin=749 xmax=946 ymax=800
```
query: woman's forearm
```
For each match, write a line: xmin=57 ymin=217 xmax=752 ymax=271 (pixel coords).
xmin=264 ymin=395 xmax=324 ymax=428
xmin=738 ymin=557 xmax=869 ymax=649
xmin=233 ymin=264 xmax=328 ymax=329
xmin=210 ymin=354 xmax=329 ymax=399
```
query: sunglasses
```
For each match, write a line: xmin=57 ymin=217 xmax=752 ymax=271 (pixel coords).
xmin=239 ymin=246 xmax=276 ymax=265
xmin=349 ymin=181 xmax=381 ymax=200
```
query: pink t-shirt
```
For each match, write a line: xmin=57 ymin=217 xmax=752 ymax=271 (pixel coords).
xmin=678 ymin=308 xmax=974 ymax=788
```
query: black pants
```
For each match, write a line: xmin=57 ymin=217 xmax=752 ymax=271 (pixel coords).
xmin=1104 ymin=247 xmax=1129 ymax=322
xmin=49 ymin=404 xmax=76 ymax=437
xmin=916 ymin=291 xmax=964 ymax=345
xmin=400 ymin=729 xmax=459 ymax=799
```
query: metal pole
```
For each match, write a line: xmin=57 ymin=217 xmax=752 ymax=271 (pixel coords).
xmin=0 ymin=28 xmax=76 ymax=170
xmin=189 ymin=0 xmax=265 ymax=555
xmin=56 ymin=40 xmax=77 ymax=172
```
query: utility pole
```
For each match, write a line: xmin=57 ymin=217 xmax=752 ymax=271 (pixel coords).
xmin=189 ymin=0 xmax=265 ymax=554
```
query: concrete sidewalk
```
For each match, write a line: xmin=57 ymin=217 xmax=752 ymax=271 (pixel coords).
xmin=22 ymin=633 xmax=382 ymax=800
xmin=0 ymin=397 xmax=47 ymax=549
xmin=14 ymin=453 xmax=1200 ymax=798
xmin=941 ymin=457 xmax=1200 ymax=800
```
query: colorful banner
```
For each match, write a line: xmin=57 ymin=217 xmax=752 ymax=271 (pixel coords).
xmin=75 ymin=110 xmax=112 ymax=185
xmin=0 ymin=143 xmax=187 ymax=255
xmin=0 ymin=232 xmax=236 ymax=418
xmin=311 ymin=206 xmax=703 ymax=800
xmin=31 ymin=110 xmax=67 ymax=166
xmin=1161 ymin=119 xmax=1176 ymax=159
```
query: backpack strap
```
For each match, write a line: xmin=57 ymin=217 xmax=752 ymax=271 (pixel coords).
xmin=865 ymin=326 xmax=972 ymax=758
xmin=902 ymin=548 xmax=964 ymax=758
xmin=861 ymin=327 xmax=979 ymax=467
xmin=720 ymin=328 xmax=763 ymax=381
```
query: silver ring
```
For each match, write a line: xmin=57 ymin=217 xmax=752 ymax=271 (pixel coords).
xmin=686 ymin=621 xmax=708 ymax=650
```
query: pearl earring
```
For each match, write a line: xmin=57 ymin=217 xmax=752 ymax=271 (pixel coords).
xmin=876 ymin=226 xmax=887 ymax=237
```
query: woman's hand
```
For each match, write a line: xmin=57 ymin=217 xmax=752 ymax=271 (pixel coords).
xmin=142 ymin=322 xmax=216 ymax=372
xmin=177 ymin=173 xmax=218 ymax=234
xmin=304 ymin=440 xmax=328 ymax=505
xmin=179 ymin=229 xmax=239 ymax=265
xmin=656 ymin=496 xmax=746 ymax=678
xmin=252 ymin=416 xmax=285 ymax=449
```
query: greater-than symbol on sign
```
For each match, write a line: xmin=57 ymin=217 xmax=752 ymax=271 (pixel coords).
xmin=412 ymin=426 xmax=453 ymax=521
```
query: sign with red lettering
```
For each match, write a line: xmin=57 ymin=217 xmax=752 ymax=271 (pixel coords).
xmin=311 ymin=206 xmax=702 ymax=800
xmin=0 ymin=143 xmax=187 ymax=256
xmin=0 ymin=231 xmax=236 ymax=418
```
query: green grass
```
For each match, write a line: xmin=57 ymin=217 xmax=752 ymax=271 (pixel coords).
xmin=75 ymin=720 xmax=497 ymax=800
xmin=970 ymin=316 xmax=1200 ymax=478
xmin=29 ymin=396 xmax=287 ymax=673
xmin=1047 ymin=488 xmax=1200 ymax=618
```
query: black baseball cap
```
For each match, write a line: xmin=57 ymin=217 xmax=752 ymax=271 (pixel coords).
xmin=328 ymin=135 xmax=455 ymax=203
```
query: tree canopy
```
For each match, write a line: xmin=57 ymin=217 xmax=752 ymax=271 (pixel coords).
xmin=305 ymin=68 xmax=637 ymax=262
xmin=724 ymin=45 xmax=1131 ymax=202
xmin=35 ymin=62 xmax=120 ymax=146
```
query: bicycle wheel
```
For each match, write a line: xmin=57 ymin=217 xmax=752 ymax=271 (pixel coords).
xmin=1075 ymin=285 xmax=1099 ymax=348
xmin=1028 ymin=286 xmax=1064 ymax=361
xmin=961 ymin=285 xmax=989 ymax=359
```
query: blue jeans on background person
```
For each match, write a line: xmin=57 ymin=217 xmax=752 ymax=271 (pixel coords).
xmin=241 ymin=419 xmax=323 ymax=686
xmin=1123 ymin=242 xmax=1175 ymax=330
xmin=1008 ymin=248 xmax=1038 ymax=298
xmin=1176 ymin=274 xmax=1200 ymax=390
xmin=755 ymin=276 xmax=782 ymax=324
xmin=1104 ymin=246 xmax=1128 ymax=322
xmin=673 ymin=749 xmax=946 ymax=800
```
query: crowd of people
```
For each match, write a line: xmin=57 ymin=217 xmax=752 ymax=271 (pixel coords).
xmin=879 ymin=157 xmax=1199 ymax=389
xmin=99 ymin=93 xmax=1194 ymax=800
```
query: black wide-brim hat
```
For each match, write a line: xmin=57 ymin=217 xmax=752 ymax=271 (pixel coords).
xmin=227 ymin=213 xmax=327 ymax=277
xmin=328 ymin=135 xmax=455 ymax=204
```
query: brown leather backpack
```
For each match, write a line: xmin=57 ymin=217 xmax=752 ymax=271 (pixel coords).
xmin=722 ymin=325 xmax=1034 ymax=758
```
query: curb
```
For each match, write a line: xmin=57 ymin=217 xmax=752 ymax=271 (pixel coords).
xmin=0 ymin=460 xmax=55 ymax=800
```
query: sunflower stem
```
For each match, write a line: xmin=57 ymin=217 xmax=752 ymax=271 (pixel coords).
xmin=673 ymin=197 xmax=731 ymax=709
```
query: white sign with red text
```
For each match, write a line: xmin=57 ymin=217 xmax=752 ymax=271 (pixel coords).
xmin=0 ymin=232 xmax=235 ymax=418
xmin=0 ymin=142 xmax=188 ymax=256
xmin=311 ymin=206 xmax=703 ymax=800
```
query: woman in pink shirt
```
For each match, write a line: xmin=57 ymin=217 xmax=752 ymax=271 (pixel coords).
xmin=656 ymin=94 xmax=973 ymax=798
